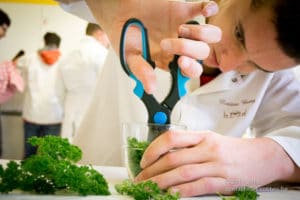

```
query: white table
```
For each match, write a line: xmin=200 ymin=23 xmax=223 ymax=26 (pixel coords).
xmin=0 ymin=160 xmax=299 ymax=200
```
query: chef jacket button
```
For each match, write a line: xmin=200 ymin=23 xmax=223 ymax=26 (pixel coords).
xmin=231 ymin=77 xmax=238 ymax=83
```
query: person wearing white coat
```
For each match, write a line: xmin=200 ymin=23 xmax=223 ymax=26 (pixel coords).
xmin=56 ymin=0 xmax=300 ymax=196
xmin=18 ymin=32 xmax=63 ymax=158
xmin=57 ymin=0 xmax=178 ymax=164
xmin=73 ymin=48 xmax=174 ymax=166
xmin=56 ymin=23 xmax=109 ymax=143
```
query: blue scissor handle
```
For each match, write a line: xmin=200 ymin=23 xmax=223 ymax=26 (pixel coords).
xmin=120 ymin=18 xmax=154 ymax=98
xmin=119 ymin=18 xmax=192 ymax=125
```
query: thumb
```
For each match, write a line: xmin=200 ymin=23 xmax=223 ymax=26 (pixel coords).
xmin=172 ymin=0 xmax=219 ymax=19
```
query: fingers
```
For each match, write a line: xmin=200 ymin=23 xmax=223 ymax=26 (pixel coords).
xmin=136 ymin=147 xmax=213 ymax=182
xmin=179 ymin=24 xmax=222 ymax=43
xmin=160 ymin=25 xmax=222 ymax=60
xmin=160 ymin=23 xmax=221 ymax=78
xmin=201 ymin=1 xmax=219 ymax=17
xmin=171 ymin=0 xmax=219 ymax=18
xmin=136 ymin=162 xmax=228 ymax=197
xmin=152 ymin=163 xmax=225 ymax=192
xmin=178 ymin=56 xmax=203 ymax=77
xmin=161 ymin=38 xmax=210 ymax=60
xmin=160 ymin=37 xmax=208 ymax=78
xmin=140 ymin=130 xmax=205 ymax=168
xmin=127 ymin=54 xmax=156 ymax=94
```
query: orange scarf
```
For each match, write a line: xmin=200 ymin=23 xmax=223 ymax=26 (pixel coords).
xmin=39 ymin=50 xmax=61 ymax=65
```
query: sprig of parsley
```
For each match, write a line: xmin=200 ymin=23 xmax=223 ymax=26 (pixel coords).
xmin=220 ymin=187 xmax=259 ymax=200
xmin=0 ymin=136 xmax=110 ymax=195
xmin=115 ymin=179 xmax=179 ymax=200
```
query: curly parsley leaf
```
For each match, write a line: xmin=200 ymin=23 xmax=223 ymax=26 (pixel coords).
xmin=115 ymin=179 xmax=179 ymax=200
xmin=233 ymin=187 xmax=259 ymax=200
xmin=220 ymin=187 xmax=259 ymax=200
xmin=0 ymin=135 xmax=110 ymax=195
xmin=127 ymin=137 xmax=150 ymax=177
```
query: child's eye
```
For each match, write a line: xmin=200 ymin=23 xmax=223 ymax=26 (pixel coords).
xmin=234 ymin=24 xmax=245 ymax=45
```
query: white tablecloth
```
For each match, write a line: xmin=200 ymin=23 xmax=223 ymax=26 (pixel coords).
xmin=0 ymin=159 xmax=299 ymax=200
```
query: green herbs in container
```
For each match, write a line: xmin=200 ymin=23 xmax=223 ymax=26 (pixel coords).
xmin=126 ymin=137 xmax=150 ymax=178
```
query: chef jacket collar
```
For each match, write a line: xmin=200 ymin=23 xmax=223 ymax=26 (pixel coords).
xmin=190 ymin=70 xmax=253 ymax=96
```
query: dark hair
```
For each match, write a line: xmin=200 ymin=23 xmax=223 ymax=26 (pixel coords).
xmin=251 ymin=0 xmax=300 ymax=63
xmin=0 ymin=9 xmax=11 ymax=27
xmin=274 ymin=0 xmax=300 ymax=63
xmin=85 ymin=23 xmax=102 ymax=36
xmin=44 ymin=32 xmax=61 ymax=48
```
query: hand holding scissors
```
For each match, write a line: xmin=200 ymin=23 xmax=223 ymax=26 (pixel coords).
xmin=120 ymin=18 xmax=203 ymax=139
xmin=85 ymin=0 xmax=219 ymax=94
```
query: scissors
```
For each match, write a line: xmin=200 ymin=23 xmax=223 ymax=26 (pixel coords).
xmin=120 ymin=18 xmax=197 ymax=137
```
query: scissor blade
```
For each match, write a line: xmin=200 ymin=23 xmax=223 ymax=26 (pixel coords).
xmin=147 ymin=124 xmax=170 ymax=142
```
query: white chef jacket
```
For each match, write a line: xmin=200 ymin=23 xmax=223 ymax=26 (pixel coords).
xmin=293 ymin=65 xmax=300 ymax=81
xmin=18 ymin=53 xmax=63 ymax=124
xmin=57 ymin=0 xmax=300 ymax=168
xmin=177 ymin=69 xmax=300 ymax=167
xmin=73 ymin=49 xmax=172 ymax=166
xmin=56 ymin=36 xmax=108 ymax=142
xmin=75 ymin=53 xmax=300 ymax=168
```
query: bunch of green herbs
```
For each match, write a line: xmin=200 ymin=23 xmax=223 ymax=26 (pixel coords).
xmin=0 ymin=135 xmax=110 ymax=195
xmin=115 ymin=179 xmax=179 ymax=200
xmin=220 ymin=187 xmax=259 ymax=200
xmin=127 ymin=137 xmax=150 ymax=177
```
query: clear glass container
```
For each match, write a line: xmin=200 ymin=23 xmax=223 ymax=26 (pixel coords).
xmin=121 ymin=122 xmax=186 ymax=179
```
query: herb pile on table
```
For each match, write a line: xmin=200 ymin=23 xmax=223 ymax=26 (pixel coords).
xmin=0 ymin=135 xmax=110 ymax=195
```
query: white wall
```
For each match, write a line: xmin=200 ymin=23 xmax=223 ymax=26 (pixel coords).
xmin=0 ymin=2 xmax=88 ymax=159
xmin=0 ymin=2 xmax=88 ymax=61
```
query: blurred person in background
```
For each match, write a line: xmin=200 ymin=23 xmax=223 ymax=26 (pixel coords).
xmin=0 ymin=8 xmax=25 ymax=157
xmin=0 ymin=8 xmax=24 ymax=104
xmin=56 ymin=23 xmax=109 ymax=143
xmin=17 ymin=32 xmax=63 ymax=158
xmin=0 ymin=8 xmax=10 ymax=39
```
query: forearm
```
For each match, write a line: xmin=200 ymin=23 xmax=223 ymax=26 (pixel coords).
xmin=273 ymin=142 xmax=300 ymax=183
xmin=261 ymin=137 xmax=300 ymax=183
xmin=284 ymin=163 xmax=300 ymax=183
